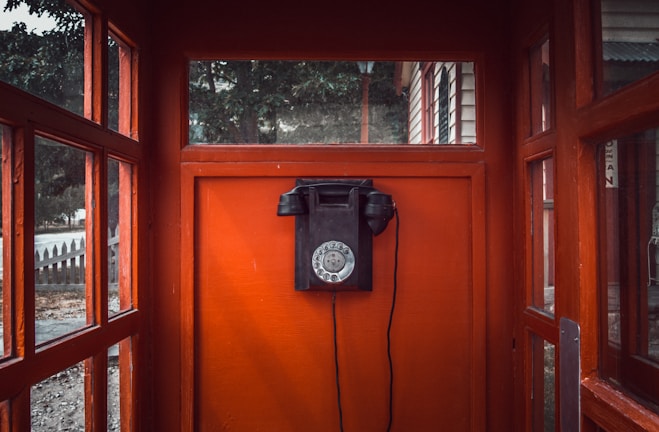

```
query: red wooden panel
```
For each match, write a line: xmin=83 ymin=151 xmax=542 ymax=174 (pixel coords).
xmin=192 ymin=173 xmax=484 ymax=431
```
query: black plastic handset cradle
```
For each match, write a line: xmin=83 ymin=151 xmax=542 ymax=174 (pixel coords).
xmin=278 ymin=179 xmax=394 ymax=291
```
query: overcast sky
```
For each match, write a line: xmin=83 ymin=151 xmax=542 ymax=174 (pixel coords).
xmin=0 ymin=0 xmax=57 ymax=34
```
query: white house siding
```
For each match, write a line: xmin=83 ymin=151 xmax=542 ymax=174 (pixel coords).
xmin=600 ymin=1 xmax=659 ymax=93
xmin=407 ymin=64 xmax=423 ymax=144
xmin=407 ymin=61 xmax=476 ymax=144
xmin=459 ymin=63 xmax=477 ymax=144
xmin=601 ymin=0 xmax=659 ymax=42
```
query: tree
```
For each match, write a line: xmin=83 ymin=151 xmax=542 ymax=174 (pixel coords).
xmin=2 ymin=0 xmax=87 ymax=228
xmin=34 ymin=138 xmax=86 ymax=228
xmin=0 ymin=0 xmax=84 ymax=115
xmin=189 ymin=60 xmax=408 ymax=144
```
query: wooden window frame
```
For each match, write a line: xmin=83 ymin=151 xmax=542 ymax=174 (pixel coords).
xmin=521 ymin=149 xmax=559 ymax=432
xmin=0 ymin=1 xmax=142 ymax=430
xmin=421 ymin=62 xmax=436 ymax=144
xmin=574 ymin=0 xmax=659 ymax=430
xmin=516 ymin=19 xmax=559 ymax=432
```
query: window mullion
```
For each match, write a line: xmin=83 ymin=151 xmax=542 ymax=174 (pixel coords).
xmin=118 ymin=162 xmax=132 ymax=311
xmin=119 ymin=337 xmax=134 ymax=429
xmin=118 ymin=41 xmax=133 ymax=137
xmin=2 ymin=125 xmax=14 ymax=359
xmin=15 ymin=125 xmax=35 ymax=359
xmin=85 ymin=353 xmax=108 ymax=430
xmin=88 ymin=151 xmax=108 ymax=328
xmin=85 ymin=13 xmax=109 ymax=126
xmin=10 ymin=387 xmax=30 ymax=431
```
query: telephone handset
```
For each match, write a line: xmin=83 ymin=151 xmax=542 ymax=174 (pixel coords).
xmin=278 ymin=179 xmax=394 ymax=291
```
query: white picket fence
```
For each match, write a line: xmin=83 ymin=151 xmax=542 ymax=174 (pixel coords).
xmin=34 ymin=228 xmax=119 ymax=291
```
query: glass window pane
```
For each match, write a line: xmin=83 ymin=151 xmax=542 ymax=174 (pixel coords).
xmin=108 ymin=35 xmax=120 ymax=133
xmin=531 ymin=335 xmax=556 ymax=432
xmin=598 ymin=127 xmax=659 ymax=405
xmin=31 ymin=361 xmax=85 ymax=430
xmin=530 ymin=157 xmax=555 ymax=314
xmin=34 ymin=136 xmax=91 ymax=345
xmin=0 ymin=1 xmax=85 ymax=116
xmin=108 ymin=158 xmax=132 ymax=317
xmin=602 ymin=139 xmax=622 ymax=359
xmin=188 ymin=60 xmax=477 ymax=145
xmin=530 ymin=37 xmax=551 ymax=134
xmin=107 ymin=30 xmax=136 ymax=139
xmin=600 ymin=0 xmax=659 ymax=96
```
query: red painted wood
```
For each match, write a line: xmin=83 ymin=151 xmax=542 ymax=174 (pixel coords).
xmin=0 ymin=400 xmax=8 ymax=429
xmin=582 ymin=378 xmax=659 ymax=432
xmin=1 ymin=126 xmax=13 ymax=358
xmin=190 ymin=173 xmax=485 ymax=431
xmin=151 ymin=11 xmax=514 ymax=428
xmin=119 ymin=336 xmax=133 ymax=430
xmin=512 ymin=0 xmax=659 ymax=430
xmin=126 ymin=0 xmax=514 ymax=432
xmin=118 ymin=161 xmax=133 ymax=311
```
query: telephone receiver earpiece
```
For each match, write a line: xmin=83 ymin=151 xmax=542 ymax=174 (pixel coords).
xmin=364 ymin=191 xmax=395 ymax=235
xmin=277 ymin=190 xmax=307 ymax=216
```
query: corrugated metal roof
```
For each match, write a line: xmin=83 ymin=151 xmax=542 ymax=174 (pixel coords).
xmin=603 ymin=41 xmax=659 ymax=62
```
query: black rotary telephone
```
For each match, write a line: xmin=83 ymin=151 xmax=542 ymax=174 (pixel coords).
xmin=278 ymin=179 xmax=395 ymax=291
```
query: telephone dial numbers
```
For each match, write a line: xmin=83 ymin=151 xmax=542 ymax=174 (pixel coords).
xmin=312 ymin=241 xmax=355 ymax=283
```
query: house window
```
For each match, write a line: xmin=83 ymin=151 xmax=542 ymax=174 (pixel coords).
xmin=188 ymin=60 xmax=477 ymax=145
xmin=422 ymin=62 xmax=436 ymax=143
xmin=0 ymin=1 xmax=140 ymax=430
xmin=598 ymin=0 xmax=659 ymax=97
xmin=598 ymin=126 xmax=659 ymax=408
xmin=437 ymin=67 xmax=450 ymax=144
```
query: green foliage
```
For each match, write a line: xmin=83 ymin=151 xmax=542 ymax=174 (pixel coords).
xmin=5 ymin=0 xmax=82 ymax=33
xmin=0 ymin=0 xmax=84 ymax=114
xmin=2 ymin=0 xmax=90 ymax=227
xmin=34 ymin=139 xmax=86 ymax=228
xmin=189 ymin=60 xmax=408 ymax=144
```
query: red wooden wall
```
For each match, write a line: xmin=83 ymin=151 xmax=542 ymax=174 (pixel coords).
xmin=186 ymin=167 xmax=486 ymax=430
xmin=147 ymin=1 xmax=515 ymax=430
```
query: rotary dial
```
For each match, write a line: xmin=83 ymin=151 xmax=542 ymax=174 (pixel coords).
xmin=312 ymin=241 xmax=355 ymax=283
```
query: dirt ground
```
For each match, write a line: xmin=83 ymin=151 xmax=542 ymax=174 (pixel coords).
xmin=29 ymin=290 xmax=122 ymax=431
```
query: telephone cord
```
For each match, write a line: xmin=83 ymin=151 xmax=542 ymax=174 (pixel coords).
xmin=332 ymin=290 xmax=345 ymax=432
xmin=332 ymin=206 xmax=399 ymax=432
xmin=386 ymin=207 xmax=399 ymax=432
